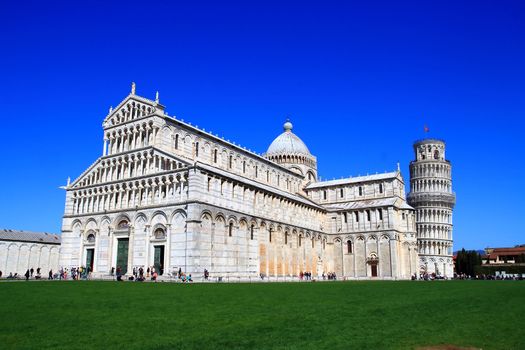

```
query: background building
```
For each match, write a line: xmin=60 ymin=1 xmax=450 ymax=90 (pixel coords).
xmin=0 ymin=229 xmax=61 ymax=277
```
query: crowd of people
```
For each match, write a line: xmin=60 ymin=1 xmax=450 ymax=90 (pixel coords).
xmin=322 ymin=272 xmax=338 ymax=280
xmin=0 ymin=267 xmax=57 ymax=280
xmin=299 ymin=271 xmax=313 ymax=280
xmin=454 ymin=273 xmax=524 ymax=280
xmin=2 ymin=267 xmax=522 ymax=282
xmin=111 ymin=266 xmax=194 ymax=283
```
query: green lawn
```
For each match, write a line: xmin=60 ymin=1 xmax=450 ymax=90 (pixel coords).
xmin=0 ymin=281 xmax=523 ymax=350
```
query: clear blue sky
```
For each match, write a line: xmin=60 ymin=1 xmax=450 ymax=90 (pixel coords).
xmin=1 ymin=1 xmax=524 ymax=250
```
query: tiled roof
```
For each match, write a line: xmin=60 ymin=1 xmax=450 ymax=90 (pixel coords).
xmin=0 ymin=229 xmax=61 ymax=245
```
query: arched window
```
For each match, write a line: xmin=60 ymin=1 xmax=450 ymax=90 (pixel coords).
xmin=347 ymin=240 xmax=352 ymax=254
xmin=229 ymin=155 xmax=233 ymax=169
xmin=343 ymin=212 xmax=348 ymax=223
xmin=87 ymin=233 xmax=96 ymax=243
xmin=269 ymin=229 xmax=272 ymax=243
xmin=175 ymin=134 xmax=179 ymax=149
xmin=378 ymin=209 xmax=383 ymax=221
xmin=379 ymin=183 xmax=383 ymax=194
xmin=285 ymin=232 xmax=288 ymax=245
xmin=298 ymin=235 xmax=302 ymax=247
xmin=323 ymin=190 xmax=327 ymax=200
xmin=355 ymin=211 xmax=359 ymax=222
xmin=434 ymin=150 xmax=440 ymax=160
xmin=243 ymin=161 xmax=246 ymax=173
xmin=340 ymin=188 xmax=344 ymax=198
xmin=229 ymin=222 xmax=233 ymax=237
xmin=366 ymin=210 xmax=371 ymax=221
xmin=359 ymin=186 xmax=363 ymax=196
xmin=250 ymin=225 xmax=254 ymax=240
xmin=195 ymin=142 xmax=199 ymax=157
xmin=311 ymin=238 xmax=315 ymax=248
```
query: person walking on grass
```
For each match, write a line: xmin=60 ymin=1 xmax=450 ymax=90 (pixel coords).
xmin=25 ymin=269 xmax=30 ymax=281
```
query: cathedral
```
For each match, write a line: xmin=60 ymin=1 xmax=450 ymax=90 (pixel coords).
xmin=59 ymin=84 xmax=455 ymax=280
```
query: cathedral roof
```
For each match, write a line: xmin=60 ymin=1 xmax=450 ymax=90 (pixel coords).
xmin=266 ymin=121 xmax=312 ymax=156
xmin=0 ymin=229 xmax=61 ymax=245
xmin=306 ymin=172 xmax=400 ymax=189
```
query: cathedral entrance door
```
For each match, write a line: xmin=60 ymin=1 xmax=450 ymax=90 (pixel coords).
xmin=154 ymin=245 xmax=165 ymax=276
xmin=371 ymin=264 xmax=378 ymax=277
xmin=86 ymin=248 xmax=95 ymax=272
xmin=116 ymin=238 xmax=129 ymax=275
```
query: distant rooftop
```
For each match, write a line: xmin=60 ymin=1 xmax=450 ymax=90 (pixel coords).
xmin=0 ymin=229 xmax=61 ymax=245
xmin=306 ymin=172 xmax=399 ymax=190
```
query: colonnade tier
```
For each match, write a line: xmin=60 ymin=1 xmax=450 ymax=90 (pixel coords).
xmin=71 ymin=173 xmax=189 ymax=215
xmin=266 ymin=153 xmax=317 ymax=168
xmin=105 ymin=100 xmax=156 ymax=127
xmin=409 ymin=161 xmax=451 ymax=179
xmin=415 ymin=208 xmax=453 ymax=224
xmin=76 ymin=150 xmax=187 ymax=188
xmin=417 ymin=240 xmax=453 ymax=256
xmin=105 ymin=121 xmax=159 ymax=156
xmin=416 ymin=224 xmax=452 ymax=240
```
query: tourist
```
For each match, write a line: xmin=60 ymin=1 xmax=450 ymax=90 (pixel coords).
xmin=25 ymin=269 xmax=30 ymax=281
xmin=116 ymin=266 xmax=122 ymax=281
xmin=188 ymin=274 xmax=193 ymax=282
xmin=30 ymin=268 xmax=34 ymax=277
xmin=49 ymin=270 xmax=53 ymax=280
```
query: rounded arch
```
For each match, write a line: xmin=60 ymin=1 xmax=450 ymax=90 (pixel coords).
xmin=114 ymin=214 xmax=131 ymax=228
xmin=71 ymin=219 xmax=83 ymax=230
xmin=200 ymin=210 xmax=213 ymax=221
xmin=227 ymin=215 xmax=239 ymax=225
xmin=169 ymin=209 xmax=187 ymax=223
xmin=83 ymin=218 xmax=98 ymax=231
xmin=150 ymin=211 xmax=168 ymax=227
xmin=215 ymin=213 xmax=226 ymax=223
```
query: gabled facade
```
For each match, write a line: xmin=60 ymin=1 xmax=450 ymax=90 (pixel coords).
xmin=59 ymin=85 xmax=421 ymax=280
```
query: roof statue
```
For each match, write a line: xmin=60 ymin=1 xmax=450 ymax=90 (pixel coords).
xmin=131 ymin=82 xmax=136 ymax=95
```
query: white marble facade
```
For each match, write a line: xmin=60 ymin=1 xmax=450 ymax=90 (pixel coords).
xmin=59 ymin=84 xmax=439 ymax=280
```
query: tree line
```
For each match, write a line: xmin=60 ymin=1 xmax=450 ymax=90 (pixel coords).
xmin=455 ymin=249 xmax=482 ymax=277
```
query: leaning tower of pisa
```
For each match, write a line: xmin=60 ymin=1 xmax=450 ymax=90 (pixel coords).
xmin=407 ymin=139 xmax=456 ymax=277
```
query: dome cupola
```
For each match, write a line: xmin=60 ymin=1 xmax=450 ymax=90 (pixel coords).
xmin=264 ymin=120 xmax=317 ymax=182
xmin=266 ymin=120 xmax=312 ymax=156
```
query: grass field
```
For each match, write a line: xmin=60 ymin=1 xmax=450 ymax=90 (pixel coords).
xmin=0 ymin=281 xmax=523 ymax=350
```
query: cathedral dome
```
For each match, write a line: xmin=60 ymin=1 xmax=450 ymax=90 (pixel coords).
xmin=266 ymin=121 xmax=311 ymax=156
